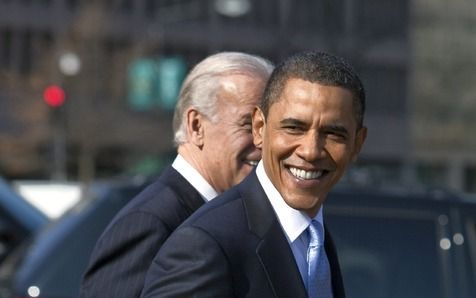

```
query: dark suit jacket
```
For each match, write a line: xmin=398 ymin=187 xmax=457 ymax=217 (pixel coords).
xmin=80 ymin=166 xmax=205 ymax=298
xmin=141 ymin=170 xmax=345 ymax=298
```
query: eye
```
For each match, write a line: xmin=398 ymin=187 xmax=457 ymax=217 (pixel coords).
xmin=325 ymin=131 xmax=348 ymax=142
xmin=242 ymin=122 xmax=252 ymax=132
xmin=282 ymin=124 xmax=305 ymax=134
xmin=280 ymin=118 xmax=307 ymax=134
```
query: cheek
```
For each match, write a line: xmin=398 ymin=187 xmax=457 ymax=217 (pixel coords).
xmin=269 ymin=134 xmax=296 ymax=160
xmin=231 ymin=133 xmax=253 ymax=154
xmin=327 ymin=143 xmax=354 ymax=165
xmin=240 ymin=132 xmax=255 ymax=146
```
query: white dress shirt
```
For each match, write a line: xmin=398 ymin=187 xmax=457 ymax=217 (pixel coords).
xmin=172 ymin=154 xmax=219 ymax=202
xmin=256 ymin=161 xmax=324 ymax=285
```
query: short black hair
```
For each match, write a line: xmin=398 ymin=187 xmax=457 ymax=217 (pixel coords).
xmin=260 ymin=51 xmax=366 ymax=128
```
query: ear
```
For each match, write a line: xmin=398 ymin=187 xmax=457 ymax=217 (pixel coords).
xmin=185 ymin=108 xmax=205 ymax=147
xmin=351 ymin=126 xmax=367 ymax=162
xmin=252 ymin=107 xmax=265 ymax=149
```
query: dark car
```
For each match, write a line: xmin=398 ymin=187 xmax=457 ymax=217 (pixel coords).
xmin=0 ymin=177 xmax=150 ymax=298
xmin=1 ymin=182 xmax=475 ymax=298
xmin=0 ymin=179 xmax=48 ymax=265
xmin=325 ymin=186 xmax=476 ymax=298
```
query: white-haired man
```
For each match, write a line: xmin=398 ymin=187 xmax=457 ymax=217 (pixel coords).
xmin=79 ymin=52 xmax=273 ymax=298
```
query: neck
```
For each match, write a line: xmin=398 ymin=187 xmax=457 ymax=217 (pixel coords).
xmin=177 ymin=144 xmax=212 ymax=188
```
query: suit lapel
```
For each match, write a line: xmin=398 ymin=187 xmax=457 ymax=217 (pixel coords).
xmin=160 ymin=166 xmax=205 ymax=213
xmin=325 ymin=228 xmax=346 ymax=298
xmin=256 ymin=222 xmax=308 ymax=298
xmin=239 ymin=172 xmax=308 ymax=298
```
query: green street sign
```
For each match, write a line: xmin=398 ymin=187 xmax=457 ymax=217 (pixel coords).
xmin=157 ymin=56 xmax=187 ymax=110
xmin=127 ymin=59 xmax=158 ymax=111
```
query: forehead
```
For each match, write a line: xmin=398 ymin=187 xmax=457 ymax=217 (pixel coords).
xmin=216 ymin=74 xmax=264 ymax=121
xmin=269 ymin=78 xmax=356 ymax=123
xmin=220 ymin=73 xmax=265 ymax=104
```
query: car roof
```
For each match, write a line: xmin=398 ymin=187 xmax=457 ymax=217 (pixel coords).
xmin=328 ymin=183 xmax=476 ymax=210
xmin=8 ymin=179 xmax=149 ymax=297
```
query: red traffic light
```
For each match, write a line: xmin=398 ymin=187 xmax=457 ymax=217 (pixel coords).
xmin=43 ymin=85 xmax=65 ymax=108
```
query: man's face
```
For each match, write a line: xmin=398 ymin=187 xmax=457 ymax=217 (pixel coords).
xmin=253 ymin=78 xmax=366 ymax=217
xmin=201 ymin=74 xmax=266 ymax=193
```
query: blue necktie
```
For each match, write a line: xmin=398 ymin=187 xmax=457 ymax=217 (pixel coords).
xmin=307 ymin=220 xmax=333 ymax=298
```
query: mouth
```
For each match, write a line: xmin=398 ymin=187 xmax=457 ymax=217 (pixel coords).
xmin=289 ymin=166 xmax=327 ymax=180
xmin=244 ymin=160 xmax=259 ymax=167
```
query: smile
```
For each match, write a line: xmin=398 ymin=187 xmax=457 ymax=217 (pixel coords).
xmin=289 ymin=167 xmax=325 ymax=180
xmin=245 ymin=160 xmax=259 ymax=166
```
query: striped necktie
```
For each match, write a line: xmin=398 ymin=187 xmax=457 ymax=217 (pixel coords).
xmin=307 ymin=220 xmax=333 ymax=298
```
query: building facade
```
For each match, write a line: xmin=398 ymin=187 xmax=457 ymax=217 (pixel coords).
xmin=9 ymin=0 xmax=472 ymax=193
xmin=411 ymin=0 xmax=476 ymax=193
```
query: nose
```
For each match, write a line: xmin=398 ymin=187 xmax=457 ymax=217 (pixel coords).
xmin=296 ymin=132 xmax=326 ymax=161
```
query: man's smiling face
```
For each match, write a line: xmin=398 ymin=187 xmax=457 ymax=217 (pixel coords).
xmin=200 ymin=74 xmax=264 ymax=193
xmin=252 ymin=78 xmax=366 ymax=217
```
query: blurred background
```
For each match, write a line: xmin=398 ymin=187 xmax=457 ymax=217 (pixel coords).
xmin=1 ymin=0 xmax=475 ymax=194
xmin=1 ymin=1 xmax=476 ymax=297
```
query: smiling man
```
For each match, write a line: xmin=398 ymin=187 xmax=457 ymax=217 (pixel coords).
xmin=79 ymin=52 xmax=273 ymax=298
xmin=141 ymin=51 xmax=367 ymax=298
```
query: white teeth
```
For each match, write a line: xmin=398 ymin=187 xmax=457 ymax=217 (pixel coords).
xmin=289 ymin=167 xmax=323 ymax=180
xmin=246 ymin=160 xmax=258 ymax=166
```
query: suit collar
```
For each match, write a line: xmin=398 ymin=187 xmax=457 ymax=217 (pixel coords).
xmin=255 ymin=162 xmax=324 ymax=243
xmin=256 ymin=221 xmax=309 ymax=298
xmin=237 ymin=172 xmax=308 ymax=298
xmin=172 ymin=154 xmax=218 ymax=201
xmin=237 ymin=171 xmax=274 ymax=237
xmin=159 ymin=166 xmax=205 ymax=213
xmin=237 ymin=171 xmax=345 ymax=298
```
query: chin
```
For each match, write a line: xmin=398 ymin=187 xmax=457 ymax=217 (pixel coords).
xmin=284 ymin=196 xmax=316 ymax=210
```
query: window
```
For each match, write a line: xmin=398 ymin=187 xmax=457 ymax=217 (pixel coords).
xmin=288 ymin=0 xmax=345 ymax=36
xmin=360 ymin=65 xmax=407 ymax=116
xmin=462 ymin=213 xmax=476 ymax=296
xmin=326 ymin=204 xmax=445 ymax=298
xmin=416 ymin=162 xmax=448 ymax=188
xmin=464 ymin=166 xmax=476 ymax=193
xmin=355 ymin=0 xmax=409 ymax=40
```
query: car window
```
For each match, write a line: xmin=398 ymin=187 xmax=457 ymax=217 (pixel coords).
xmin=326 ymin=204 xmax=446 ymax=298
xmin=460 ymin=208 xmax=476 ymax=297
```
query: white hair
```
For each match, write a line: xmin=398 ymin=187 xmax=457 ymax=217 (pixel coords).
xmin=172 ymin=52 xmax=274 ymax=146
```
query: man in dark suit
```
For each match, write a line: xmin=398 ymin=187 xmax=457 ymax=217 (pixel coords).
xmin=79 ymin=52 xmax=273 ymax=298
xmin=140 ymin=51 xmax=367 ymax=298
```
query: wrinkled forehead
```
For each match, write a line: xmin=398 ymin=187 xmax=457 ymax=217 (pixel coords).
xmin=268 ymin=78 xmax=361 ymax=125
xmin=219 ymin=74 xmax=266 ymax=103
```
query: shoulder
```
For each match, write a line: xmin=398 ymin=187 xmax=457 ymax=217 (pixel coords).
xmin=96 ymin=167 xmax=203 ymax=245
xmin=114 ymin=167 xmax=201 ymax=223
xmin=176 ymin=181 xmax=257 ymax=244
xmin=185 ymin=171 xmax=264 ymax=228
xmin=185 ymin=187 xmax=244 ymax=227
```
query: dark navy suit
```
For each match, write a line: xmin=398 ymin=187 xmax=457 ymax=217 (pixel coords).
xmin=80 ymin=166 xmax=205 ymax=298
xmin=141 ymin=170 xmax=345 ymax=298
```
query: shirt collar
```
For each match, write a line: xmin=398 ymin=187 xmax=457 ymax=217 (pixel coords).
xmin=256 ymin=161 xmax=324 ymax=243
xmin=172 ymin=154 xmax=219 ymax=202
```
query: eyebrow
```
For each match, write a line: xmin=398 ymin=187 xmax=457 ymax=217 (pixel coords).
xmin=323 ymin=124 xmax=349 ymax=136
xmin=280 ymin=118 xmax=306 ymax=127
xmin=280 ymin=118 xmax=350 ymax=135
xmin=240 ymin=113 xmax=252 ymax=122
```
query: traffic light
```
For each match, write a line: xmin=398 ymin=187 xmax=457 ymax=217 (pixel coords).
xmin=42 ymin=84 xmax=67 ymax=180
xmin=43 ymin=85 xmax=66 ymax=108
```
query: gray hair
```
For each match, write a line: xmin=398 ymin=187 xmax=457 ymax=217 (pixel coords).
xmin=173 ymin=52 xmax=274 ymax=146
